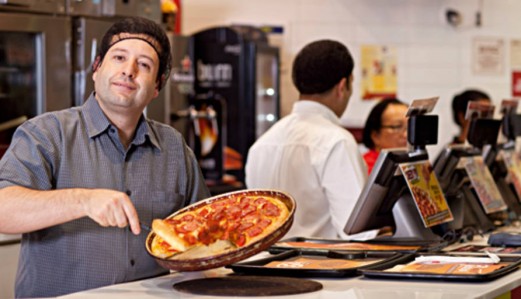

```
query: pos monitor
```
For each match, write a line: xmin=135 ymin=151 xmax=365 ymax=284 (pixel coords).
xmin=343 ymin=148 xmax=442 ymax=241
xmin=344 ymin=98 xmax=444 ymax=241
xmin=484 ymin=100 xmax=521 ymax=219
xmin=433 ymin=115 xmax=503 ymax=235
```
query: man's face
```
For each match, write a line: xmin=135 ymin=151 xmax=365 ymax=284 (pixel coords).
xmin=93 ymin=36 xmax=160 ymax=116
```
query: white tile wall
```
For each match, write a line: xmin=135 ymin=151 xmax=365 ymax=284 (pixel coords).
xmin=182 ymin=0 xmax=521 ymax=158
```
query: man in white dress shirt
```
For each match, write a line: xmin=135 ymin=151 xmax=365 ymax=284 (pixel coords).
xmin=245 ymin=39 xmax=371 ymax=239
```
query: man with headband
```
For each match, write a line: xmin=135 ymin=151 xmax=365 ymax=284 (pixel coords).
xmin=0 ymin=17 xmax=209 ymax=298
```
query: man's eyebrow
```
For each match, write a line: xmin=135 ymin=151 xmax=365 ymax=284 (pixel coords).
xmin=110 ymin=47 xmax=155 ymax=63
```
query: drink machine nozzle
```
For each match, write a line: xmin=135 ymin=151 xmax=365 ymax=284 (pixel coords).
xmin=171 ymin=94 xmax=225 ymax=184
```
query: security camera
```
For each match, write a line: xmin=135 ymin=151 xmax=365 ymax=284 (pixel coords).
xmin=446 ymin=8 xmax=462 ymax=27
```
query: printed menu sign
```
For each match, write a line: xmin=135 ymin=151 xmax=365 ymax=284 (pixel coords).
xmin=265 ymin=257 xmax=382 ymax=270
xmin=501 ymin=149 xmax=521 ymax=198
xmin=459 ymin=156 xmax=507 ymax=213
xmin=399 ymin=161 xmax=453 ymax=227
xmin=385 ymin=261 xmax=507 ymax=274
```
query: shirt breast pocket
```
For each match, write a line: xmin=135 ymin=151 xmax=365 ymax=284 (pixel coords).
xmin=137 ymin=191 xmax=185 ymax=226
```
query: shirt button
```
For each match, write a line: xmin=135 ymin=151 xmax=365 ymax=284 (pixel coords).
xmin=130 ymin=259 xmax=135 ymax=266
xmin=110 ymin=128 xmax=116 ymax=133
xmin=126 ymin=190 xmax=132 ymax=196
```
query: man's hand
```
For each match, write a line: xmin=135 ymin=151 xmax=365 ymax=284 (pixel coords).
xmin=80 ymin=189 xmax=141 ymax=235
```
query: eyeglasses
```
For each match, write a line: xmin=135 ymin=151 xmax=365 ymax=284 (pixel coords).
xmin=381 ymin=124 xmax=407 ymax=133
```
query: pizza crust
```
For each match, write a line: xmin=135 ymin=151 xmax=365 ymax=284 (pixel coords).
xmin=152 ymin=219 xmax=189 ymax=252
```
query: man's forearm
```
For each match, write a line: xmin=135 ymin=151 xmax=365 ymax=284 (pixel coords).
xmin=0 ymin=186 xmax=86 ymax=234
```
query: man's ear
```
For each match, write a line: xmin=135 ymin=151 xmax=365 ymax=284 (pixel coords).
xmin=336 ymin=77 xmax=347 ymax=97
xmin=92 ymin=56 xmax=101 ymax=73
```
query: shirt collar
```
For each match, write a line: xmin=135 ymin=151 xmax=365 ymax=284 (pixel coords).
xmin=82 ymin=92 xmax=161 ymax=150
xmin=292 ymin=100 xmax=341 ymax=125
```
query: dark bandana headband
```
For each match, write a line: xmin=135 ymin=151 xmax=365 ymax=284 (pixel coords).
xmin=108 ymin=36 xmax=162 ymax=59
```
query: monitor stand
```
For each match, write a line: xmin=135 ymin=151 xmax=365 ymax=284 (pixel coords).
xmin=390 ymin=193 xmax=442 ymax=241
xmin=461 ymin=183 xmax=496 ymax=233
xmin=495 ymin=178 xmax=521 ymax=220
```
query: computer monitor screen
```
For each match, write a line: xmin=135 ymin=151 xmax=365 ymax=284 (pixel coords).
xmin=433 ymin=145 xmax=497 ymax=233
xmin=343 ymin=148 xmax=433 ymax=237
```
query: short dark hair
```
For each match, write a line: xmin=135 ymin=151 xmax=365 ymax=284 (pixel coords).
xmin=97 ymin=16 xmax=172 ymax=90
xmin=362 ymin=98 xmax=407 ymax=149
xmin=451 ymin=89 xmax=491 ymax=127
xmin=292 ymin=40 xmax=354 ymax=94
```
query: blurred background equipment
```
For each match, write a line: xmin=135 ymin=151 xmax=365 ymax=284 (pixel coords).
xmin=168 ymin=25 xmax=280 ymax=191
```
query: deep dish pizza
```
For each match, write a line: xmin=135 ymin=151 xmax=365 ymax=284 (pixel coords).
xmin=150 ymin=193 xmax=290 ymax=260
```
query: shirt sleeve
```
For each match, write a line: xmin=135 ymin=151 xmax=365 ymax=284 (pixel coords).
xmin=0 ymin=120 xmax=57 ymax=190
xmin=320 ymin=136 xmax=368 ymax=238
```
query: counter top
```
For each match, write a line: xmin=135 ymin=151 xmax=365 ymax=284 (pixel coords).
xmin=58 ymin=258 xmax=521 ymax=299
xmin=0 ymin=233 xmax=20 ymax=245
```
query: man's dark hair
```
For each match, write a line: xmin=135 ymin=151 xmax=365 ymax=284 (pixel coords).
xmin=451 ymin=89 xmax=491 ymax=127
xmin=292 ymin=40 xmax=354 ymax=94
xmin=96 ymin=16 xmax=172 ymax=90
xmin=362 ymin=98 xmax=407 ymax=149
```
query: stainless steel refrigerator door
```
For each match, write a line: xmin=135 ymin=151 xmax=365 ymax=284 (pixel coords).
xmin=255 ymin=48 xmax=280 ymax=139
xmin=0 ymin=13 xmax=71 ymax=148
xmin=0 ymin=0 xmax=66 ymax=14
xmin=73 ymin=17 xmax=113 ymax=106
xmin=67 ymin=0 xmax=103 ymax=16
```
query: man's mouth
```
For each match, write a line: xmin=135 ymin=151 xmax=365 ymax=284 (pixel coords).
xmin=113 ymin=81 xmax=136 ymax=91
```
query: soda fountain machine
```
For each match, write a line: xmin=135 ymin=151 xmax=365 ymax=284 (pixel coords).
xmin=170 ymin=26 xmax=280 ymax=192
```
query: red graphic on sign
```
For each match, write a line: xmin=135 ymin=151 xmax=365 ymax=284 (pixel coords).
xmin=512 ymin=71 xmax=521 ymax=97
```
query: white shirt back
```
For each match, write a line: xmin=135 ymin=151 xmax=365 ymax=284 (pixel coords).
xmin=245 ymin=100 xmax=370 ymax=239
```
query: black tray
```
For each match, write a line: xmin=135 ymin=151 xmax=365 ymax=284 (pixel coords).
xmin=226 ymin=249 xmax=411 ymax=278
xmin=361 ymin=253 xmax=521 ymax=282
xmin=269 ymin=237 xmax=445 ymax=255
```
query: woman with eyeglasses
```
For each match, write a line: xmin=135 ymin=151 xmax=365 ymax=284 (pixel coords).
xmin=362 ymin=98 xmax=409 ymax=174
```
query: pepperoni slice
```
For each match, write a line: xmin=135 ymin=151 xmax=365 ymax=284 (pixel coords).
xmin=198 ymin=208 xmax=210 ymax=218
xmin=238 ymin=222 xmax=254 ymax=232
xmin=210 ymin=200 xmax=226 ymax=209
xmin=225 ymin=197 xmax=237 ymax=205
xmin=210 ymin=207 xmax=226 ymax=221
xmin=241 ymin=205 xmax=256 ymax=217
xmin=254 ymin=197 xmax=268 ymax=206
xmin=257 ymin=218 xmax=272 ymax=229
xmin=165 ymin=218 xmax=181 ymax=225
xmin=226 ymin=205 xmax=242 ymax=219
xmin=246 ymin=226 xmax=263 ymax=238
xmin=242 ymin=213 xmax=261 ymax=224
xmin=262 ymin=202 xmax=281 ymax=217
xmin=182 ymin=214 xmax=195 ymax=221
xmin=231 ymin=233 xmax=246 ymax=247
xmin=227 ymin=222 xmax=240 ymax=232
xmin=175 ymin=221 xmax=198 ymax=233
xmin=239 ymin=196 xmax=253 ymax=208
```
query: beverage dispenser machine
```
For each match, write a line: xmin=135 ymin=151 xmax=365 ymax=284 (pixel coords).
xmin=190 ymin=25 xmax=280 ymax=185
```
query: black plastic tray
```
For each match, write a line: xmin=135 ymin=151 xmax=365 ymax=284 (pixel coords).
xmin=226 ymin=249 xmax=411 ymax=278
xmin=361 ymin=253 xmax=521 ymax=282
xmin=269 ymin=237 xmax=445 ymax=255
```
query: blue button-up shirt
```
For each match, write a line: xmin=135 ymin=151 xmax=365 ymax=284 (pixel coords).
xmin=0 ymin=93 xmax=209 ymax=298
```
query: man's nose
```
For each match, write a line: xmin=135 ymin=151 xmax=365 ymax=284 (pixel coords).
xmin=122 ymin=61 xmax=137 ymax=78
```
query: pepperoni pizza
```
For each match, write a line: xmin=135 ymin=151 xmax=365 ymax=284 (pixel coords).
xmin=150 ymin=193 xmax=290 ymax=259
